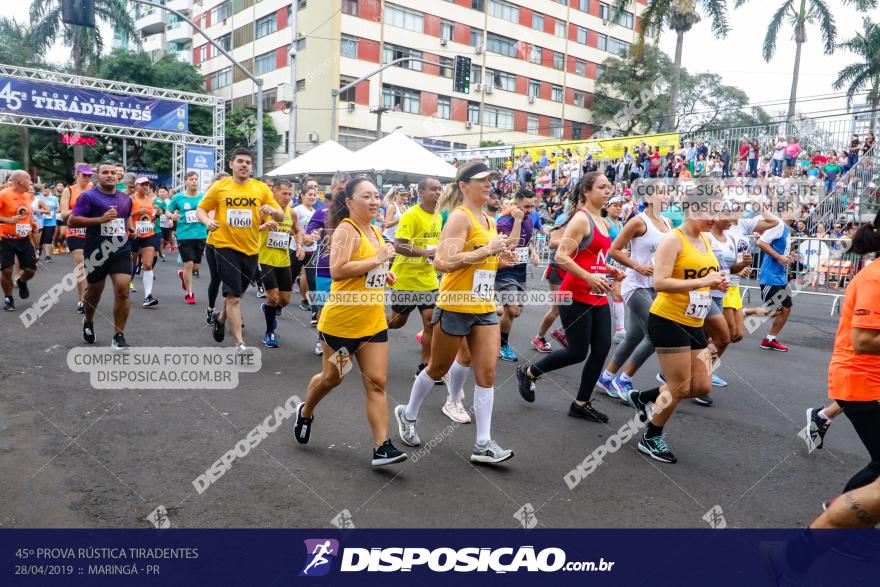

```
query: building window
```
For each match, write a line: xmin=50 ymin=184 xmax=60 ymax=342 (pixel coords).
xmin=551 ymin=85 xmax=563 ymax=102
xmin=483 ymin=105 xmax=514 ymax=129
xmin=471 ymin=64 xmax=482 ymax=84
xmin=382 ymin=84 xmax=421 ymax=113
xmin=528 ymin=80 xmax=540 ymax=99
xmin=211 ymin=67 xmax=232 ymax=88
xmin=600 ymin=2 xmax=608 ymax=20
xmin=469 ymin=28 xmax=482 ymax=47
xmin=572 ymin=122 xmax=583 ymax=140
xmin=341 ymin=34 xmax=357 ymax=58
xmin=212 ymin=1 xmax=232 ymax=22
xmin=296 ymin=37 xmax=306 ymax=51
xmin=217 ymin=33 xmax=232 ymax=51
xmin=529 ymin=45 xmax=541 ymax=64
xmin=595 ymin=64 xmax=604 ymax=78
xmin=254 ymin=51 xmax=275 ymax=75
xmin=342 ymin=0 xmax=358 ymax=16
xmin=263 ymin=88 xmax=277 ymax=112
xmin=527 ymin=114 xmax=539 ymax=134
xmin=555 ymin=19 xmax=566 ymax=38
xmin=440 ymin=20 xmax=454 ymax=41
xmin=596 ymin=32 xmax=607 ymax=51
xmin=575 ymin=59 xmax=586 ymax=76
xmin=338 ymin=78 xmax=357 ymax=102
xmin=472 ymin=0 xmax=485 ymax=10
xmin=199 ymin=45 xmax=208 ymax=62
xmin=467 ymin=102 xmax=480 ymax=123
xmin=489 ymin=0 xmax=519 ymax=23
xmin=296 ymin=79 xmax=306 ymax=92
xmin=487 ymin=69 xmax=515 ymax=92
xmin=573 ymin=91 xmax=585 ymax=107
xmin=532 ymin=13 xmax=543 ymax=31
xmin=576 ymin=26 xmax=587 ymax=44
xmin=383 ymin=44 xmax=423 ymax=71
xmin=385 ymin=4 xmax=424 ymax=33
xmin=607 ymin=36 xmax=631 ymax=55
xmin=255 ymin=14 xmax=277 ymax=39
xmin=437 ymin=96 xmax=451 ymax=119
xmin=550 ymin=118 xmax=563 ymax=138
xmin=487 ymin=33 xmax=517 ymax=58
xmin=553 ymin=51 xmax=564 ymax=70
xmin=439 ymin=56 xmax=453 ymax=78
xmin=577 ymin=0 xmax=588 ymax=11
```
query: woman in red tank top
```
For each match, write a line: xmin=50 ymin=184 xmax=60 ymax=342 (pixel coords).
xmin=516 ymin=171 xmax=625 ymax=423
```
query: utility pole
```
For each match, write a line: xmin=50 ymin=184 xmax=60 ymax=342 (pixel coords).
xmin=129 ymin=0 xmax=265 ymax=175
xmin=371 ymin=106 xmax=390 ymax=139
xmin=287 ymin=0 xmax=298 ymax=158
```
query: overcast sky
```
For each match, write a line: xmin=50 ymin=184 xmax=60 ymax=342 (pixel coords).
xmin=7 ymin=1 xmax=873 ymax=119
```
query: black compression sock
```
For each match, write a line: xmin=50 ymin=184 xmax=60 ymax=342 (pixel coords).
xmin=638 ymin=387 xmax=661 ymax=404
xmin=646 ymin=422 xmax=664 ymax=439
xmin=263 ymin=303 xmax=276 ymax=332
xmin=501 ymin=331 xmax=510 ymax=346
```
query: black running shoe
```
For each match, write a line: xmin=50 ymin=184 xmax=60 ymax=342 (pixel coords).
xmin=3 ymin=296 xmax=15 ymax=312
xmin=212 ymin=318 xmax=225 ymax=343
xmin=414 ymin=363 xmax=427 ymax=380
xmin=82 ymin=321 xmax=96 ymax=344
xmin=299 ymin=300 xmax=311 ymax=311
xmin=206 ymin=308 xmax=215 ymax=325
xmin=310 ymin=311 xmax=318 ymax=326
xmin=193 ymin=270 xmax=200 ymax=278
xmin=638 ymin=432 xmax=677 ymax=464
xmin=16 ymin=278 xmax=29 ymax=300
xmin=515 ymin=365 xmax=536 ymax=403
xmin=806 ymin=407 xmax=831 ymax=450
xmin=692 ymin=394 xmax=713 ymax=406
xmin=372 ymin=439 xmax=407 ymax=466
xmin=76 ymin=301 xmax=85 ymax=314
xmin=568 ymin=401 xmax=609 ymax=423
xmin=293 ymin=403 xmax=313 ymax=445
xmin=143 ymin=295 xmax=159 ymax=307
xmin=626 ymin=390 xmax=650 ymax=422
xmin=111 ymin=332 xmax=130 ymax=351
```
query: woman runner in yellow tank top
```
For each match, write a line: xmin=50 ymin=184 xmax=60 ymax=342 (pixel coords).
xmin=625 ymin=201 xmax=729 ymax=464
xmin=294 ymin=177 xmax=408 ymax=468
xmin=395 ymin=161 xmax=518 ymax=465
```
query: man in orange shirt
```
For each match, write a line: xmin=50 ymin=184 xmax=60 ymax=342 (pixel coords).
xmin=0 ymin=171 xmax=38 ymax=312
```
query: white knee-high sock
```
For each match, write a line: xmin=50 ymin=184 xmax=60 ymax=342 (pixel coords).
xmin=143 ymin=270 xmax=154 ymax=297
xmin=473 ymin=385 xmax=494 ymax=446
xmin=613 ymin=300 xmax=625 ymax=331
xmin=405 ymin=370 xmax=434 ymax=421
xmin=446 ymin=360 xmax=470 ymax=403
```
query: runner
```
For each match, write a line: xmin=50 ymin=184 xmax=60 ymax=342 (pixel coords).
xmin=256 ymin=179 xmax=302 ymax=348
xmin=496 ymin=189 xmax=537 ymax=362
xmin=624 ymin=204 xmax=729 ymax=463
xmin=155 ymin=187 xmax=174 ymax=261
xmin=292 ymin=182 xmax=318 ymax=311
xmin=203 ymin=172 xmax=229 ymax=324
xmin=395 ymin=161 xmax=515 ymax=464
xmin=167 ymin=171 xmax=208 ymax=304
xmin=597 ymin=183 xmax=672 ymax=400
xmin=531 ymin=201 xmax=572 ymax=352
xmin=756 ymin=216 xmax=796 ymax=351
xmin=129 ymin=177 xmax=160 ymax=307
xmin=0 ymin=171 xmax=38 ymax=312
xmin=515 ymin=172 xmax=624 ymax=423
xmin=293 ymin=177 xmax=407 ymax=467
xmin=60 ymin=164 xmax=93 ymax=313
xmin=68 ymin=162 xmax=134 ymax=349
xmin=51 ymin=181 xmax=67 ymax=254
xmin=605 ymin=195 xmax=627 ymax=340
xmin=197 ymin=148 xmax=283 ymax=353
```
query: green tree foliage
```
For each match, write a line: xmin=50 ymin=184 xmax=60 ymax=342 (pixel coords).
xmin=225 ymin=109 xmax=281 ymax=173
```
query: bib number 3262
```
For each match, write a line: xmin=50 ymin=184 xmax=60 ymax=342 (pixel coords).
xmin=227 ymin=208 xmax=252 ymax=228
xmin=365 ymin=262 xmax=388 ymax=289
xmin=685 ymin=290 xmax=711 ymax=319
xmin=100 ymin=218 xmax=126 ymax=237
xmin=472 ymin=269 xmax=496 ymax=301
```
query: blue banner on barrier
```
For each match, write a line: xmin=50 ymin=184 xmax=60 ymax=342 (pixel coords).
xmin=2 ymin=529 xmax=878 ymax=586
xmin=0 ymin=76 xmax=188 ymax=133
xmin=185 ymin=146 xmax=217 ymax=193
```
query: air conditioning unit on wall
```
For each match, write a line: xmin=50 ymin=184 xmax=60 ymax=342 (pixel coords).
xmin=528 ymin=95 xmax=536 ymax=104
xmin=465 ymin=121 xmax=473 ymax=129
xmin=440 ymin=38 xmax=448 ymax=47
xmin=485 ymin=85 xmax=494 ymax=94
xmin=307 ymin=131 xmax=319 ymax=142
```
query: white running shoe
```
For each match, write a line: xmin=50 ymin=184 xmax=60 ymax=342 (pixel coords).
xmin=314 ymin=341 xmax=323 ymax=355
xmin=441 ymin=401 xmax=471 ymax=424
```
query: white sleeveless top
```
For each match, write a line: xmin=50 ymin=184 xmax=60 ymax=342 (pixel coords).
xmin=622 ymin=211 xmax=670 ymax=302
xmin=383 ymin=203 xmax=404 ymax=240
xmin=706 ymin=231 xmax=737 ymax=296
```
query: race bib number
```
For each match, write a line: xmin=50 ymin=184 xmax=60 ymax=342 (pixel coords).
xmin=185 ymin=210 xmax=198 ymax=224
xmin=685 ymin=290 xmax=711 ymax=319
xmin=159 ymin=215 xmax=171 ymax=228
xmin=100 ymin=218 xmax=126 ymax=238
xmin=68 ymin=227 xmax=86 ymax=237
xmin=514 ymin=246 xmax=530 ymax=264
xmin=135 ymin=221 xmax=152 ymax=236
xmin=426 ymin=244 xmax=436 ymax=265
xmin=267 ymin=231 xmax=290 ymax=249
xmin=15 ymin=223 xmax=31 ymax=237
xmin=472 ymin=269 xmax=496 ymax=300
xmin=365 ymin=262 xmax=389 ymax=289
xmin=227 ymin=208 xmax=252 ymax=229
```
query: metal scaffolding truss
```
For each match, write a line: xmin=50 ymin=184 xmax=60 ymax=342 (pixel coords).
xmin=0 ymin=64 xmax=225 ymax=189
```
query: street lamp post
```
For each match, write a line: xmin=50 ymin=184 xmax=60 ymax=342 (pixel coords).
xmin=129 ymin=0 xmax=265 ymax=175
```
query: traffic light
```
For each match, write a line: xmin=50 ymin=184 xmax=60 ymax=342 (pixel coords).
xmin=453 ymin=55 xmax=472 ymax=94
xmin=62 ymin=0 xmax=96 ymax=28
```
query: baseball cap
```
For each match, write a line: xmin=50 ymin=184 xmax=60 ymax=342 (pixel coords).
xmin=135 ymin=176 xmax=151 ymax=185
xmin=75 ymin=165 xmax=93 ymax=175
xmin=606 ymin=196 xmax=625 ymax=205
xmin=455 ymin=162 xmax=498 ymax=182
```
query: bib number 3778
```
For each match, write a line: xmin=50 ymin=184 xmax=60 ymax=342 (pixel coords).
xmin=685 ymin=291 xmax=711 ymax=319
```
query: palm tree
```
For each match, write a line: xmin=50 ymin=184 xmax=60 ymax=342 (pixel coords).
xmin=0 ymin=17 xmax=46 ymax=172
xmin=833 ymin=17 xmax=880 ymax=133
xmin=736 ymin=0 xmax=876 ymax=124
xmin=613 ymin=0 xmax=730 ymax=131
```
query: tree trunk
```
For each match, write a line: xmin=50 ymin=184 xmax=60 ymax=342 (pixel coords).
xmin=17 ymin=127 xmax=30 ymax=174
xmin=669 ymin=29 xmax=685 ymax=131
xmin=870 ymin=84 xmax=878 ymax=135
xmin=787 ymin=3 xmax=807 ymax=125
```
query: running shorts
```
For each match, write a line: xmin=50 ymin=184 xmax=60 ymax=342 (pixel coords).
xmin=544 ymin=264 xmax=564 ymax=286
xmin=761 ymin=284 xmax=793 ymax=310
xmin=0 ymin=238 xmax=37 ymax=270
xmin=161 ymin=227 xmax=173 ymax=242
xmin=84 ymin=250 xmax=132 ymax=284
xmin=178 ymin=239 xmax=206 ymax=264
xmin=215 ymin=247 xmax=258 ymax=298
xmin=647 ymin=313 xmax=708 ymax=351
xmin=131 ymin=234 xmax=161 ymax=253
xmin=430 ymin=307 xmax=498 ymax=337
xmin=320 ymin=329 xmax=388 ymax=355
xmin=39 ymin=226 xmax=56 ymax=247
xmin=722 ymin=285 xmax=742 ymax=310
xmin=495 ymin=277 xmax=527 ymax=306
xmin=390 ymin=290 xmax=437 ymax=315
xmin=67 ymin=238 xmax=86 ymax=251
xmin=258 ymin=264 xmax=293 ymax=292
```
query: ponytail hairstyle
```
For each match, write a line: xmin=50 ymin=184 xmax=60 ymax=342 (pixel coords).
xmin=571 ymin=170 xmax=605 ymax=207
xmin=329 ymin=175 xmax=374 ymax=231
xmin=437 ymin=181 xmax=462 ymax=213
xmin=848 ymin=212 xmax=880 ymax=256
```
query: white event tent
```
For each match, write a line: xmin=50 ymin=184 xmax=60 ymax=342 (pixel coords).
xmin=267 ymin=140 xmax=358 ymax=177
xmin=351 ymin=131 xmax=458 ymax=182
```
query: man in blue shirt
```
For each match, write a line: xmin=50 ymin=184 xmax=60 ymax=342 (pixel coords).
xmin=756 ymin=219 xmax=795 ymax=352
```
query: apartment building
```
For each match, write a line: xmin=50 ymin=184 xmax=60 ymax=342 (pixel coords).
xmin=185 ymin=0 xmax=645 ymax=168
xmin=119 ymin=0 xmax=196 ymax=64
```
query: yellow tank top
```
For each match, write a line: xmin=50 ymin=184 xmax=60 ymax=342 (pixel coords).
xmin=317 ymin=218 xmax=388 ymax=338
xmin=650 ymin=229 xmax=720 ymax=328
xmin=258 ymin=204 xmax=293 ymax=267
xmin=437 ymin=206 xmax=499 ymax=314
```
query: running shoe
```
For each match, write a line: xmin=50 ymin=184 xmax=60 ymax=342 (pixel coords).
xmin=16 ymin=278 xmax=29 ymax=300
xmin=711 ymin=374 xmax=728 ymax=387
xmin=3 ymin=297 xmax=14 ymax=312
xmin=471 ymin=440 xmax=514 ymax=464
xmin=275 ymin=306 xmax=282 ymax=317
xmin=76 ymin=301 xmax=85 ymax=314
xmin=760 ymin=338 xmax=789 ymax=352
xmin=263 ymin=331 xmax=279 ymax=348
xmin=595 ymin=372 xmax=618 ymax=399
xmin=236 ymin=343 xmax=253 ymax=357
xmin=414 ymin=363 xmax=427 ymax=380
xmin=184 ymin=293 xmax=196 ymax=305
xmin=613 ymin=329 xmax=626 ymax=342
xmin=193 ymin=270 xmax=200 ymax=278
xmin=299 ymin=299 xmax=310 ymax=311
xmin=638 ymin=433 xmax=676 ymax=464
xmin=129 ymin=282 xmax=136 ymax=292
xmin=568 ymin=401 xmax=609 ymax=423
xmin=135 ymin=263 xmax=141 ymax=275
xmin=372 ymin=439 xmax=407 ymax=466
xmin=611 ymin=375 xmax=635 ymax=399
xmin=530 ymin=336 xmax=552 ymax=352
xmin=82 ymin=321 xmax=96 ymax=344
xmin=293 ymin=403 xmax=312 ymax=445
xmin=261 ymin=303 xmax=277 ymax=331
xmin=415 ymin=330 xmax=423 ymax=344
xmin=498 ymin=343 xmax=518 ymax=362
xmin=111 ymin=332 xmax=130 ymax=351
xmin=551 ymin=328 xmax=568 ymax=348
xmin=44 ymin=256 xmax=53 ymax=262
xmin=314 ymin=341 xmax=323 ymax=355
xmin=256 ymin=284 xmax=266 ymax=298
xmin=394 ymin=405 xmax=420 ymax=447
xmin=626 ymin=390 xmax=650 ymax=422
xmin=212 ymin=319 xmax=225 ymax=343
xmin=206 ymin=308 xmax=215 ymax=325
xmin=143 ymin=295 xmax=158 ymax=307
xmin=656 ymin=372 xmax=667 ymax=385
xmin=806 ymin=407 xmax=831 ymax=450
xmin=310 ymin=311 xmax=318 ymax=326
xmin=692 ymin=395 xmax=714 ymax=406
xmin=515 ymin=365 xmax=536 ymax=403
xmin=442 ymin=401 xmax=471 ymax=424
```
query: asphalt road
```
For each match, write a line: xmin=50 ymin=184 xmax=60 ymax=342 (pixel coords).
xmin=0 ymin=253 xmax=869 ymax=529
